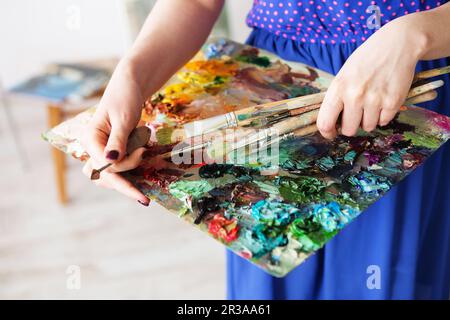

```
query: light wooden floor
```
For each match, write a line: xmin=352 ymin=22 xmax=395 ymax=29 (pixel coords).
xmin=0 ymin=99 xmax=225 ymax=299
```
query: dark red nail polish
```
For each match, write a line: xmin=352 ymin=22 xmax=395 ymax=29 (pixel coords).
xmin=138 ymin=200 xmax=149 ymax=207
xmin=106 ymin=150 xmax=119 ymax=160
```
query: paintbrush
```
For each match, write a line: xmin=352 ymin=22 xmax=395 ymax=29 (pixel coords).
xmin=90 ymin=126 xmax=151 ymax=180
xmin=246 ymin=80 xmax=443 ymax=128
xmin=160 ymin=108 xmax=320 ymax=160
xmin=207 ymin=84 xmax=443 ymax=162
xmin=156 ymin=70 xmax=446 ymax=145
xmin=226 ymin=83 xmax=443 ymax=155
xmin=160 ymin=81 xmax=441 ymax=161
xmin=405 ymin=90 xmax=438 ymax=105
xmin=156 ymin=92 xmax=325 ymax=144
xmin=413 ymin=66 xmax=450 ymax=83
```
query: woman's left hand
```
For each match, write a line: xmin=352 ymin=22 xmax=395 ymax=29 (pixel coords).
xmin=317 ymin=15 xmax=427 ymax=139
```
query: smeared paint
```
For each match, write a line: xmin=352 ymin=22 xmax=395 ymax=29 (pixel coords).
xmin=289 ymin=216 xmax=337 ymax=253
xmin=169 ymin=180 xmax=213 ymax=202
xmin=431 ymin=113 xmax=450 ymax=132
xmin=402 ymin=152 xmax=425 ymax=170
xmin=231 ymin=182 xmax=268 ymax=206
xmin=248 ymin=224 xmax=288 ymax=258
xmin=205 ymin=39 xmax=236 ymax=59
xmin=309 ymin=202 xmax=360 ymax=233
xmin=199 ymin=163 xmax=258 ymax=179
xmin=207 ymin=214 xmax=239 ymax=243
xmin=281 ymin=158 xmax=311 ymax=172
xmin=142 ymin=167 xmax=183 ymax=190
xmin=236 ymin=48 xmax=271 ymax=67
xmin=251 ymin=200 xmax=302 ymax=227
xmin=275 ymin=176 xmax=326 ymax=204
xmin=403 ymin=131 xmax=442 ymax=149
xmin=346 ymin=171 xmax=392 ymax=199
xmin=195 ymin=196 xmax=222 ymax=224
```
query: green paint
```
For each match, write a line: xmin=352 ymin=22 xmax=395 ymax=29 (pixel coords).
xmin=236 ymin=55 xmax=271 ymax=67
xmin=204 ymin=75 xmax=229 ymax=89
xmin=331 ymin=191 xmax=358 ymax=208
xmin=237 ymin=114 xmax=253 ymax=121
xmin=403 ymin=131 xmax=441 ymax=149
xmin=169 ymin=180 xmax=213 ymax=201
xmin=288 ymin=85 xmax=319 ymax=98
xmin=344 ymin=150 xmax=357 ymax=163
xmin=253 ymin=180 xmax=280 ymax=196
xmin=316 ymin=156 xmax=335 ymax=171
xmin=276 ymin=176 xmax=326 ymax=204
xmin=289 ymin=217 xmax=337 ymax=253
xmin=281 ymin=159 xmax=311 ymax=171
xmin=251 ymin=200 xmax=302 ymax=227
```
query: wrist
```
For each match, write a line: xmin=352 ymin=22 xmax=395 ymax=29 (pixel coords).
xmin=395 ymin=12 xmax=431 ymax=61
xmin=117 ymin=55 xmax=143 ymax=84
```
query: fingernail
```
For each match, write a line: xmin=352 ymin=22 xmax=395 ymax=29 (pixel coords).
xmin=106 ymin=150 xmax=119 ymax=160
xmin=138 ymin=200 xmax=149 ymax=207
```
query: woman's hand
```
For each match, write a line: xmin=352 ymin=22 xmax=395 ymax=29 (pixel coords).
xmin=317 ymin=14 xmax=428 ymax=139
xmin=81 ymin=60 xmax=150 ymax=206
xmin=79 ymin=0 xmax=224 ymax=206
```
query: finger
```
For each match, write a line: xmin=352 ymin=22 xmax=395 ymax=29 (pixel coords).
xmin=83 ymin=153 xmax=150 ymax=206
xmin=102 ymin=171 xmax=149 ymax=205
xmin=379 ymin=108 xmax=398 ymax=126
xmin=82 ymin=160 xmax=93 ymax=178
xmin=362 ymin=105 xmax=381 ymax=132
xmin=82 ymin=160 xmax=113 ymax=189
xmin=104 ymin=117 xmax=135 ymax=163
xmin=317 ymin=88 xmax=343 ymax=139
xmin=82 ymin=125 xmax=109 ymax=165
xmin=341 ymin=103 xmax=363 ymax=136
xmin=106 ymin=147 xmax=147 ymax=173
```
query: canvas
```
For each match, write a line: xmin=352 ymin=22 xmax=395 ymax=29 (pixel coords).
xmin=43 ymin=39 xmax=450 ymax=277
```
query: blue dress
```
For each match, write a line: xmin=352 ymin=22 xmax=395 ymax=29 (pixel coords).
xmin=227 ymin=0 xmax=450 ymax=299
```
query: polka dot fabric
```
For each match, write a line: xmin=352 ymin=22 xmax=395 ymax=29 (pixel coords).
xmin=246 ymin=0 xmax=445 ymax=44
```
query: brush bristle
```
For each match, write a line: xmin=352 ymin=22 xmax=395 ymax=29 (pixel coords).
xmin=155 ymin=127 xmax=175 ymax=145
xmin=156 ymin=127 xmax=187 ymax=145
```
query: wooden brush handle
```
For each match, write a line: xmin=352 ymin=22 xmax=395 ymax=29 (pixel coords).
xmin=405 ymin=90 xmax=438 ymax=105
xmin=238 ymin=92 xmax=326 ymax=114
xmin=407 ymin=80 xmax=444 ymax=99
xmin=286 ymin=81 xmax=441 ymax=116
xmin=289 ymin=103 xmax=321 ymax=116
xmin=413 ymin=66 xmax=450 ymax=83
xmin=292 ymin=124 xmax=318 ymax=137
xmin=271 ymin=109 xmax=319 ymax=135
xmin=178 ymin=67 xmax=446 ymax=142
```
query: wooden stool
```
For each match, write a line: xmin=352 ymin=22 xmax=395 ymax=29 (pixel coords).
xmin=45 ymin=58 xmax=118 ymax=205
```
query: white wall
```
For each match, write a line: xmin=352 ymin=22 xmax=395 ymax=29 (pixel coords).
xmin=225 ymin=0 xmax=253 ymax=43
xmin=0 ymin=0 xmax=255 ymax=88
xmin=0 ymin=0 xmax=129 ymax=87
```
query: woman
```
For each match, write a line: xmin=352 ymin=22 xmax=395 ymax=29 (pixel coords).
xmin=82 ymin=0 xmax=450 ymax=299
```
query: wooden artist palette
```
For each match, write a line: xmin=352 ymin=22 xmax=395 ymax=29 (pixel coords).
xmin=43 ymin=39 xmax=450 ymax=277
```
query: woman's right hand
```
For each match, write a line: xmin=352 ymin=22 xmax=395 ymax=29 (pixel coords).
xmin=81 ymin=60 xmax=150 ymax=206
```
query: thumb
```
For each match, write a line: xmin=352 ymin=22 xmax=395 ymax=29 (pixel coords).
xmin=104 ymin=121 xmax=134 ymax=162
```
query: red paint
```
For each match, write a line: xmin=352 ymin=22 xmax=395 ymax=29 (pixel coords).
xmin=208 ymin=214 xmax=239 ymax=243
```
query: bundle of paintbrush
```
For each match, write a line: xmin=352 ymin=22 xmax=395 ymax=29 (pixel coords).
xmin=157 ymin=66 xmax=449 ymax=161
xmin=156 ymin=66 xmax=449 ymax=148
